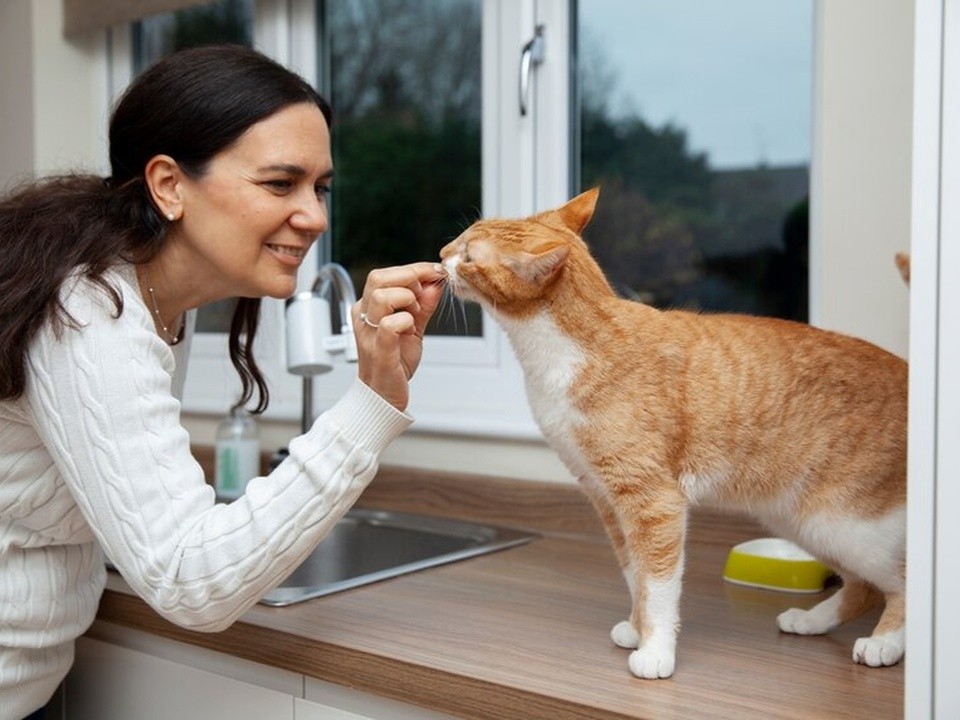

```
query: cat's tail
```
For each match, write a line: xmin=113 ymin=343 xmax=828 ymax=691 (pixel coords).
xmin=895 ymin=252 xmax=910 ymax=285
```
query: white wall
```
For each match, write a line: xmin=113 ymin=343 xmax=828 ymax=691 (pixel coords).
xmin=0 ymin=0 xmax=109 ymax=191
xmin=0 ymin=0 xmax=35 ymax=192
xmin=29 ymin=1 xmax=111 ymax=177
xmin=812 ymin=0 xmax=913 ymax=359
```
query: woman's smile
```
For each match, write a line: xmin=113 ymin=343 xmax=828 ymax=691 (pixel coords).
xmin=265 ymin=242 xmax=309 ymax=266
xmin=155 ymin=101 xmax=332 ymax=311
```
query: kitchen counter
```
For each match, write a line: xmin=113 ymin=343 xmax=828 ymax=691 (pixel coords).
xmin=94 ymin=467 xmax=903 ymax=719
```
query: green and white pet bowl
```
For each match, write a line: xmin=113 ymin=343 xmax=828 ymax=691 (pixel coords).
xmin=723 ymin=538 xmax=833 ymax=593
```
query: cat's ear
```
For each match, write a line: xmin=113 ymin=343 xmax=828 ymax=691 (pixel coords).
xmin=555 ymin=187 xmax=600 ymax=235
xmin=510 ymin=244 xmax=571 ymax=285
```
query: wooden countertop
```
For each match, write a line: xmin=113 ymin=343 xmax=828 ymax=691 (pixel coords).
xmin=95 ymin=467 xmax=903 ymax=719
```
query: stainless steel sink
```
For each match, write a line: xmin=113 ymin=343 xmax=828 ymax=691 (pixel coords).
xmin=258 ymin=508 xmax=538 ymax=606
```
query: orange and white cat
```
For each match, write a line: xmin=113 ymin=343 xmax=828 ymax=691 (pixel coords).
xmin=439 ymin=189 xmax=906 ymax=679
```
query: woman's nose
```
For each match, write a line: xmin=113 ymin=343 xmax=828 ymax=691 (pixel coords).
xmin=290 ymin=191 xmax=328 ymax=235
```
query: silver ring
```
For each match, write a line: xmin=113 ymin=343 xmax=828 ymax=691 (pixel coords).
xmin=359 ymin=312 xmax=379 ymax=329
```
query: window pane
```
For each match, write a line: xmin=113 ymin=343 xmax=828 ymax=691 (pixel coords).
xmin=323 ymin=0 xmax=483 ymax=336
xmin=133 ymin=0 xmax=255 ymax=334
xmin=577 ymin=0 xmax=812 ymax=321
xmin=134 ymin=0 xmax=253 ymax=66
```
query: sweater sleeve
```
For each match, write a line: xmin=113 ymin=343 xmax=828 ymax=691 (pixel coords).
xmin=23 ymin=273 xmax=411 ymax=631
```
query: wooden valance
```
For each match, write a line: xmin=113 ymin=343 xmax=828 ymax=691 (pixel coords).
xmin=63 ymin=0 xmax=207 ymax=37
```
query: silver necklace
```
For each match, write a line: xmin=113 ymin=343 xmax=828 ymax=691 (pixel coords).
xmin=143 ymin=269 xmax=184 ymax=346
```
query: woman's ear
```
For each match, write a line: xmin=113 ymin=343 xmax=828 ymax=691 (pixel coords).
xmin=143 ymin=154 xmax=183 ymax=221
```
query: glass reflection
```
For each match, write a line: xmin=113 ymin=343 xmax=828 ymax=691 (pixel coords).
xmin=324 ymin=0 xmax=484 ymax=336
xmin=577 ymin=0 xmax=812 ymax=320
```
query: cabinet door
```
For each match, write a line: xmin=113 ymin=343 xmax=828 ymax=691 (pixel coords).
xmin=67 ymin=637 xmax=294 ymax=720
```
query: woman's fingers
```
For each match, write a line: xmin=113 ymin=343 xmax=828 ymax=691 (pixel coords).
xmin=359 ymin=287 xmax=419 ymax=326
xmin=352 ymin=262 xmax=446 ymax=411
xmin=362 ymin=263 xmax=444 ymax=297
xmin=357 ymin=262 xmax=445 ymax=332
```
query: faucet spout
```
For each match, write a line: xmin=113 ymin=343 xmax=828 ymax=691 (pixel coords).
xmin=312 ymin=262 xmax=358 ymax=362
xmin=285 ymin=262 xmax=359 ymax=433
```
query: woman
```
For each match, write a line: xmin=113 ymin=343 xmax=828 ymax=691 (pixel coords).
xmin=0 ymin=45 xmax=444 ymax=719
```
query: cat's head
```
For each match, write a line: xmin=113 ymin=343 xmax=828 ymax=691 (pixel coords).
xmin=440 ymin=188 xmax=602 ymax=315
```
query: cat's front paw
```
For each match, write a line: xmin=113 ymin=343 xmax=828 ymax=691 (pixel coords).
xmin=777 ymin=607 xmax=830 ymax=635
xmin=611 ymin=620 xmax=640 ymax=649
xmin=853 ymin=629 xmax=905 ymax=667
xmin=628 ymin=641 xmax=676 ymax=679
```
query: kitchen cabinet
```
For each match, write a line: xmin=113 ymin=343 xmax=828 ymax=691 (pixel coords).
xmin=67 ymin=635 xmax=295 ymax=720
xmin=65 ymin=622 xmax=458 ymax=720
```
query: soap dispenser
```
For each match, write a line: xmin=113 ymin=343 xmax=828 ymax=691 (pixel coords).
xmin=214 ymin=408 xmax=260 ymax=501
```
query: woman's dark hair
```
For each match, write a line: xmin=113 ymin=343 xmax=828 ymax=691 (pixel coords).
xmin=0 ymin=44 xmax=332 ymax=412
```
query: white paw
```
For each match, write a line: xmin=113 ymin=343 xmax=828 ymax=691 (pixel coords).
xmin=777 ymin=607 xmax=829 ymax=635
xmin=853 ymin=630 xmax=905 ymax=667
xmin=611 ymin=620 xmax=640 ymax=649
xmin=628 ymin=642 xmax=676 ymax=679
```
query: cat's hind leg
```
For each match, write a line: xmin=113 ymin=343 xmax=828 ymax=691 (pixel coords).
xmin=777 ymin=576 xmax=881 ymax=635
xmin=852 ymin=591 xmax=905 ymax=667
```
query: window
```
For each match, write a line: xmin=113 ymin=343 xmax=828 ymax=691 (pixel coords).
xmin=575 ymin=0 xmax=812 ymax=321
xmin=308 ymin=0 xmax=540 ymax=436
xmin=323 ymin=0 xmax=484 ymax=338
xmin=109 ymin=0 xmax=813 ymax=437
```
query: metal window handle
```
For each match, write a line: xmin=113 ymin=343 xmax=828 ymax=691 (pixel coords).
xmin=519 ymin=24 xmax=545 ymax=117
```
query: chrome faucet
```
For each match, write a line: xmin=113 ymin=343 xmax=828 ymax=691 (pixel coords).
xmin=311 ymin=262 xmax=358 ymax=361
xmin=285 ymin=262 xmax=358 ymax=432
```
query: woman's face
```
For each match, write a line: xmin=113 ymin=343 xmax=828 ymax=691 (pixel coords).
xmin=170 ymin=102 xmax=332 ymax=304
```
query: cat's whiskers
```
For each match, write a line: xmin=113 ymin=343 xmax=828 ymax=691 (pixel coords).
xmin=432 ymin=279 xmax=472 ymax=336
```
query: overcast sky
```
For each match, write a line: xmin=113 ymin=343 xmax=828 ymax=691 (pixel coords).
xmin=580 ymin=0 xmax=814 ymax=169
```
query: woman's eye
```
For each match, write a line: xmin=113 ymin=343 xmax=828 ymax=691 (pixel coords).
xmin=264 ymin=179 xmax=293 ymax=192
xmin=315 ymin=183 xmax=331 ymax=198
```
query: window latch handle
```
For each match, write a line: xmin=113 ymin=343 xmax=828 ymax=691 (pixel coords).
xmin=519 ymin=24 xmax=545 ymax=117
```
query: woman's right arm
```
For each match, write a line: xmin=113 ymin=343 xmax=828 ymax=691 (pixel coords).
xmin=23 ymin=273 xmax=411 ymax=631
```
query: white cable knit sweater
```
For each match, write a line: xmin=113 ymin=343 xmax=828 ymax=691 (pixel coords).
xmin=0 ymin=266 xmax=411 ymax=719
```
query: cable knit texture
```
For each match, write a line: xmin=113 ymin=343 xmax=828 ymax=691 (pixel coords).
xmin=0 ymin=266 xmax=411 ymax=718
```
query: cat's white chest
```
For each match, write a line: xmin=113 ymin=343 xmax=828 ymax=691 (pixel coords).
xmin=496 ymin=310 xmax=591 ymax=475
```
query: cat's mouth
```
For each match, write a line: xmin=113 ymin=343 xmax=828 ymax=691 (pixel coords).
xmin=440 ymin=258 xmax=471 ymax=301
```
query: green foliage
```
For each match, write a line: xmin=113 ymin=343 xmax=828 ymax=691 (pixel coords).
xmin=331 ymin=109 xmax=483 ymax=336
xmin=332 ymin=114 xmax=480 ymax=275
xmin=581 ymin=108 xmax=808 ymax=319
xmin=169 ymin=1 xmax=252 ymax=50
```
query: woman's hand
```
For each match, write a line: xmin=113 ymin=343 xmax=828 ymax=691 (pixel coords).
xmin=352 ymin=262 xmax=446 ymax=412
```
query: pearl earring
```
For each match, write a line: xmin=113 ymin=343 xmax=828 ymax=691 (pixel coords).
xmin=166 ymin=212 xmax=176 ymax=221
